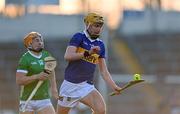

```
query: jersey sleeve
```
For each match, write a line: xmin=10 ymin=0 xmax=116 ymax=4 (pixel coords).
xmin=99 ymin=42 xmax=106 ymax=58
xmin=69 ymin=33 xmax=83 ymax=47
xmin=16 ymin=56 xmax=28 ymax=73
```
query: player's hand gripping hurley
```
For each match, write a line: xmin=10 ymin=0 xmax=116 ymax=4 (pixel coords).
xmin=21 ymin=56 xmax=57 ymax=112
xmin=110 ymin=74 xmax=145 ymax=96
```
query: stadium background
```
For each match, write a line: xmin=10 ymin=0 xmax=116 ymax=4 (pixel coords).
xmin=1 ymin=0 xmax=180 ymax=114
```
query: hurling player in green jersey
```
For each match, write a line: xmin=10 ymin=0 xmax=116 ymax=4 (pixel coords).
xmin=16 ymin=32 xmax=58 ymax=114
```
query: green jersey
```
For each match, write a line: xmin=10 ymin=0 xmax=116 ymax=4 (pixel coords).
xmin=17 ymin=50 xmax=51 ymax=100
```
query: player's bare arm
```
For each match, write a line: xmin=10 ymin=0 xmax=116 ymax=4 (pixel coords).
xmin=98 ymin=58 xmax=121 ymax=92
xmin=49 ymin=70 xmax=59 ymax=99
xmin=64 ymin=46 xmax=84 ymax=61
xmin=16 ymin=71 xmax=49 ymax=85
xmin=64 ymin=45 xmax=101 ymax=62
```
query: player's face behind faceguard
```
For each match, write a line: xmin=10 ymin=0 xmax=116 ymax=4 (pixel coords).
xmin=23 ymin=32 xmax=44 ymax=53
xmin=87 ymin=22 xmax=103 ymax=40
xmin=84 ymin=13 xmax=104 ymax=40
xmin=31 ymin=36 xmax=44 ymax=52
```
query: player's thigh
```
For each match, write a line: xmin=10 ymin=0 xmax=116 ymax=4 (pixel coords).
xmin=56 ymin=105 xmax=71 ymax=114
xmin=19 ymin=111 xmax=34 ymax=114
xmin=80 ymin=89 xmax=106 ymax=112
xmin=37 ymin=105 xmax=55 ymax=114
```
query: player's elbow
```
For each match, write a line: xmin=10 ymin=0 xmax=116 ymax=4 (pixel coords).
xmin=100 ymin=71 xmax=106 ymax=77
xmin=16 ymin=78 xmax=25 ymax=85
xmin=16 ymin=73 xmax=26 ymax=85
xmin=100 ymin=70 xmax=109 ymax=77
xmin=16 ymin=76 xmax=26 ymax=85
xmin=64 ymin=54 xmax=72 ymax=61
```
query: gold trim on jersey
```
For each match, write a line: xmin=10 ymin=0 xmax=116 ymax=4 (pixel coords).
xmin=77 ymin=47 xmax=99 ymax=64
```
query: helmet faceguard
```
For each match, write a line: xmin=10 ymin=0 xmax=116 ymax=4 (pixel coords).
xmin=23 ymin=32 xmax=44 ymax=52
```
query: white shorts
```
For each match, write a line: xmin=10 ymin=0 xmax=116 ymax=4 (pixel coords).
xmin=19 ymin=99 xmax=53 ymax=112
xmin=58 ymin=80 xmax=96 ymax=108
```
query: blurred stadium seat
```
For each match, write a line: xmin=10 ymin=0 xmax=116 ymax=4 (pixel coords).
xmin=121 ymin=34 xmax=180 ymax=75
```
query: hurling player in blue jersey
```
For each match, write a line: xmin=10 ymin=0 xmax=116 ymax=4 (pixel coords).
xmin=57 ymin=13 xmax=121 ymax=114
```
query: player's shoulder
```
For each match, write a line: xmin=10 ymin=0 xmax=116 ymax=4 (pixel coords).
xmin=21 ymin=51 xmax=30 ymax=58
xmin=73 ymin=31 xmax=85 ymax=37
xmin=96 ymin=38 xmax=103 ymax=42
xmin=18 ymin=51 xmax=30 ymax=62
xmin=42 ymin=50 xmax=49 ymax=54
xmin=42 ymin=50 xmax=51 ymax=56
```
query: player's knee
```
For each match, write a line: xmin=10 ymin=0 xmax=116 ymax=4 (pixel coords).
xmin=96 ymin=109 xmax=106 ymax=114
xmin=94 ymin=106 xmax=106 ymax=114
xmin=57 ymin=105 xmax=70 ymax=114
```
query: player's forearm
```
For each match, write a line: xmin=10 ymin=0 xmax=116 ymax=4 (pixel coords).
xmin=64 ymin=52 xmax=84 ymax=61
xmin=49 ymin=71 xmax=58 ymax=99
xmin=50 ymin=86 xmax=58 ymax=97
xmin=101 ymin=71 xmax=117 ymax=89
xmin=50 ymin=71 xmax=58 ymax=92
xmin=16 ymin=74 xmax=38 ymax=86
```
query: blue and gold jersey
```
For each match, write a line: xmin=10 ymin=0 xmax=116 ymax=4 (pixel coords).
xmin=65 ymin=30 xmax=105 ymax=84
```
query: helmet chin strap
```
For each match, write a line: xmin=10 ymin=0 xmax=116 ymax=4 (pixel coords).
xmin=28 ymin=47 xmax=43 ymax=53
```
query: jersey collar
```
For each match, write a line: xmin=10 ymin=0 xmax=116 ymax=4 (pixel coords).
xmin=28 ymin=50 xmax=42 ymax=59
xmin=83 ymin=30 xmax=100 ymax=42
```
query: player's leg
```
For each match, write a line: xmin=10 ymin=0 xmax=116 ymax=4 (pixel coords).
xmin=56 ymin=105 xmax=71 ymax=114
xmin=80 ymin=89 xmax=106 ymax=114
xmin=37 ymin=105 xmax=56 ymax=114
xmin=33 ymin=99 xmax=55 ymax=114
xmin=56 ymin=80 xmax=78 ymax=114
xmin=19 ymin=100 xmax=35 ymax=114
